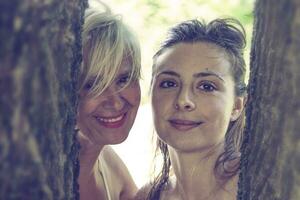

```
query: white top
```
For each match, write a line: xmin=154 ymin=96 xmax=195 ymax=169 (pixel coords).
xmin=98 ymin=158 xmax=112 ymax=200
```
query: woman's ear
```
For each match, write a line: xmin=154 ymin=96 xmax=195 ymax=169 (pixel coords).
xmin=230 ymin=96 xmax=246 ymax=121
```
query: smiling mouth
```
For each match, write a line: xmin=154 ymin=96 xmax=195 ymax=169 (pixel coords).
xmin=169 ymin=119 xmax=203 ymax=131
xmin=95 ymin=113 xmax=127 ymax=128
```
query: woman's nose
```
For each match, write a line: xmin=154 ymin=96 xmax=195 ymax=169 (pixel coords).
xmin=101 ymin=88 xmax=125 ymax=110
xmin=174 ymin=87 xmax=196 ymax=111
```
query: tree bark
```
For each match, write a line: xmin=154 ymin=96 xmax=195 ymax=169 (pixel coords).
xmin=238 ymin=0 xmax=300 ymax=199
xmin=0 ymin=0 xmax=87 ymax=199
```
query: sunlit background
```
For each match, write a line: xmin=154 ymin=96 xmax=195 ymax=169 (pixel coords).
xmin=98 ymin=0 xmax=254 ymax=188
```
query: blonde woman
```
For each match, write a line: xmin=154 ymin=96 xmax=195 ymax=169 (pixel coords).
xmin=77 ymin=2 xmax=141 ymax=200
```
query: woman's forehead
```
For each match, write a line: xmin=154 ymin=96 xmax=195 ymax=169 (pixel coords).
xmin=153 ymin=43 xmax=232 ymax=76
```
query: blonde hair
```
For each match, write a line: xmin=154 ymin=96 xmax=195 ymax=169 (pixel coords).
xmin=80 ymin=2 xmax=141 ymax=97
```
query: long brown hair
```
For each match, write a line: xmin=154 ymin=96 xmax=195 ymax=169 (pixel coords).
xmin=148 ymin=18 xmax=247 ymax=200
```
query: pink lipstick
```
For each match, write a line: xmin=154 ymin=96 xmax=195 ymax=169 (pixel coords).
xmin=95 ymin=113 xmax=127 ymax=128
xmin=169 ymin=119 xmax=202 ymax=131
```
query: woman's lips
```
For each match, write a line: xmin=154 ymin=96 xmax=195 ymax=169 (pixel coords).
xmin=95 ymin=113 xmax=127 ymax=128
xmin=169 ymin=119 xmax=203 ymax=131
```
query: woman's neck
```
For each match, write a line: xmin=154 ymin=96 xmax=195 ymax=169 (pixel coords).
xmin=79 ymin=144 xmax=103 ymax=169
xmin=77 ymin=131 xmax=104 ymax=181
xmin=167 ymin=144 xmax=238 ymax=200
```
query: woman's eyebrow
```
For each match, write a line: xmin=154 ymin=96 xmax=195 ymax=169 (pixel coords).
xmin=193 ymin=71 xmax=225 ymax=82
xmin=87 ymin=76 xmax=97 ymax=82
xmin=117 ymin=70 xmax=131 ymax=77
xmin=157 ymin=70 xmax=180 ymax=78
xmin=156 ymin=70 xmax=225 ymax=82
xmin=120 ymin=71 xmax=130 ymax=76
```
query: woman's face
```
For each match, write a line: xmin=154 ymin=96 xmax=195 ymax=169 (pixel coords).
xmin=77 ymin=59 xmax=141 ymax=146
xmin=151 ymin=42 xmax=243 ymax=152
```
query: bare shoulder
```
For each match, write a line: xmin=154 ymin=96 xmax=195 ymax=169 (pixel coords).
xmin=101 ymin=146 xmax=137 ymax=199
xmin=101 ymin=146 xmax=130 ymax=176
xmin=134 ymin=184 xmax=152 ymax=200
xmin=101 ymin=145 xmax=122 ymax=165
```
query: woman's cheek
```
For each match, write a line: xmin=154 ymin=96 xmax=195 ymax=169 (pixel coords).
xmin=126 ymin=83 xmax=141 ymax=105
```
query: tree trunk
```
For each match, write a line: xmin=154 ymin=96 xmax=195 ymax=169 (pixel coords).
xmin=0 ymin=0 xmax=87 ymax=199
xmin=238 ymin=0 xmax=300 ymax=199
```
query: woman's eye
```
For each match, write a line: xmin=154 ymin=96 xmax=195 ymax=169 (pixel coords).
xmin=159 ymin=80 xmax=177 ymax=88
xmin=198 ymin=82 xmax=216 ymax=92
xmin=117 ymin=75 xmax=130 ymax=87
xmin=84 ymin=81 xmax=93 ymax=90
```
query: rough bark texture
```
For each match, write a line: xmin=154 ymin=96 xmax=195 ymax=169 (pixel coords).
xmin=238 ymin=0 xmax=300 ymax=200
xmin=0 ymin=0 xmax=87 ymax=199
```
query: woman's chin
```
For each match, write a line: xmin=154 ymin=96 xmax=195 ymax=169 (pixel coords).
xmin=106 ymin=132 xmax=130 ymax=145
